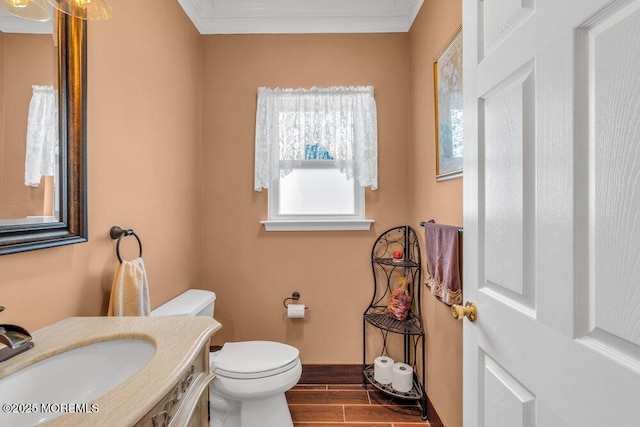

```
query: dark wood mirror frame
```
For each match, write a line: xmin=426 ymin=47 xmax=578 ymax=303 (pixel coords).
xmin=0 ymin=12 xmax=87 ymax=256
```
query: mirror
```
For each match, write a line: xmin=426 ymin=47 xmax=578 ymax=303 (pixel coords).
xmin=0 ymin=13 xmax=57 ymax=223
xmin=0 ymin=11 xmax=87 ymax=255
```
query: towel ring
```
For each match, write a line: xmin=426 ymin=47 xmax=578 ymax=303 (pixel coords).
xmin=109 ymin=226 xmax=142 ymax=263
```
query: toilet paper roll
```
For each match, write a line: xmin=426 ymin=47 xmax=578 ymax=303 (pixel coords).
xmin=391 ymin=362 xmax=413 ymax=393
xmin=373 ymin=356 xmax=394 ymax=385
xmin=287 ymin=304 xmax=305 ymax=319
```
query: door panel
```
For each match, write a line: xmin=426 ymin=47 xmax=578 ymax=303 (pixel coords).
xmin=482 ymin=65 xmax=536 ymax=311
xmin=482 ymin=352 xmax=536 ymax=427
xmin=589 ymin=1 xmax=640 ymax=354
xmin=481 ymin=0 xmax=536 ymax=58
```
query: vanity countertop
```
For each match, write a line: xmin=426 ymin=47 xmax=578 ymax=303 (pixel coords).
xmin=0 ymin=316 xmax=221 ymax=426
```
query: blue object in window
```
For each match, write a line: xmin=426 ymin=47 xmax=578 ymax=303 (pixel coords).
xmin=305 ymin=144 xmax=334 ymax=160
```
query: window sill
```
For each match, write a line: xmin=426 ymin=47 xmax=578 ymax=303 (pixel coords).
xmin=261 ymin=219 xmax=374 ymax=232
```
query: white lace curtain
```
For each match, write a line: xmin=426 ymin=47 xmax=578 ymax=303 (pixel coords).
xmin=254 ymin=86 xmax=378 ymax=191
xmin=25 ymin=85 xmax=58 ymax=187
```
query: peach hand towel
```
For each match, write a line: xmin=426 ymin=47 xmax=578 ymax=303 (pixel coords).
xmin=107 ymin=257 xmax=150 ymax=316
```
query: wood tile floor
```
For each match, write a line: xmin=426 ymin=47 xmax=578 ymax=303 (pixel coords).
xmin=286 ymin=384 xmax=429 ymax=426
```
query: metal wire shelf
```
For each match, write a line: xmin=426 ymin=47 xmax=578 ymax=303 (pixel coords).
xmin=363 ymin=225 xmax=426 ymax=420
xmin=363 ymin=365 xmax=423 ymax=400
xmin=363 ymin=308 xmax=424 ymax=336
xmin=372 ymin=257 xmax=419 ymax=268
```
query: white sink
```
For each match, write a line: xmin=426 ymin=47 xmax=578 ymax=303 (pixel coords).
xmin=0 ymin=339 xmax=155 ymax=426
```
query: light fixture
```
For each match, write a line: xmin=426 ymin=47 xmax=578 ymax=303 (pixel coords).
xmin=46 ymin=0 xmax=111 ymax=21
xmin=0 ymin=0 xmax=51 ymax=21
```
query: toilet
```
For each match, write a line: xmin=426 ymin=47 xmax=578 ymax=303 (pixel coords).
xmin=151 ymin=289 xmax=302 ymax=427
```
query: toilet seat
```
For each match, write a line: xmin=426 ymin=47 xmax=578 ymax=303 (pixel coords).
xmin=211 ymin=341 xmax=300 ymax=380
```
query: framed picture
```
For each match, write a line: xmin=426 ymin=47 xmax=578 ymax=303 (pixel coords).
xmin=434 ymin=27 xmax=463 ymax=181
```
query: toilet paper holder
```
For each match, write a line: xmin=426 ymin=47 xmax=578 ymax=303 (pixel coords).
xmin=283 ymin=292 xmax=309 ymax=309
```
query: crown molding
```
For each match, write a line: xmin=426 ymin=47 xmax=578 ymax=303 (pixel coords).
xmin=178 ymin=0 xmax=424 ymax=34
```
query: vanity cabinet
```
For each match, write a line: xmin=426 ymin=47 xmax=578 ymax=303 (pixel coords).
xmin=136 ymin=343 xmax=214 ymax=427
xmin=2 ymin=317 xmax=221 ymax=427
xmin=362 ymin=225 xmax=427 ymax=420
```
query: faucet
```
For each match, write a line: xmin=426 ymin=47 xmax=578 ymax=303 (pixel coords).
xmin=0 ymin=306 xmax=35 ymax=363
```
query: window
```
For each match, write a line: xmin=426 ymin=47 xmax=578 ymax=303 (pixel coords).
xmin=255 ymin=87 xmax=377 ymax=231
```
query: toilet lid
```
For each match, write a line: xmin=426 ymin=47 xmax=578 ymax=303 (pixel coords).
xmin=211 ymin=341 xmax=299 ymax=379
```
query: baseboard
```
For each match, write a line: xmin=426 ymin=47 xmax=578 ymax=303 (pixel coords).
xmin=299 ymin=364 xmax=445 ymax=426
xmin=426 ymin=394 xmax=444 ymax=427
xmin=299 ymin=363 xmax=363 ymax=384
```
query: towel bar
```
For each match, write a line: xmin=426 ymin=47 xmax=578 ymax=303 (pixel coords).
xmin=420 ymin=220 xmax=463 ymax=233
xmin=109 ymin=226 xmax=142 ymax=263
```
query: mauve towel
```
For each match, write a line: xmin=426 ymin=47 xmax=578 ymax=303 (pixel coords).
xmin=424 ymin=223 xmax=462 ymax=306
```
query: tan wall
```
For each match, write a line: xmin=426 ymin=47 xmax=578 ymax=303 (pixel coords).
xmin=201 ymin=34 xmax=410 ymax=362
xmin=408 ymin=2 xmax=463 ymax=427
xmin=0 ymin=34 xmax=54 ymax=219
xmin=0 ymin=0 xmax=203 ymax=331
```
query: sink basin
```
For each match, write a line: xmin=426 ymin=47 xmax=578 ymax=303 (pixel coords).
xmin=0 ymin=339 xmax=155 ymax=426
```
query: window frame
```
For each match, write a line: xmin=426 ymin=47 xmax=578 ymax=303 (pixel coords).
xmin=261 ymin=160 xmax=373 ymax=232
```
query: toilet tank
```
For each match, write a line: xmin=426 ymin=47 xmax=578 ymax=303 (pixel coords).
xmin=150 ymin=289 xmax=216 ymax=317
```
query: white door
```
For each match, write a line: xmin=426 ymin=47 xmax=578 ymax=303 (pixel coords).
xmin=463 ymin=0 xmax=640 ymax=425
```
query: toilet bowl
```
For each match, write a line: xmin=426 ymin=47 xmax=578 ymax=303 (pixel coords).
xmin=151 ymin=289 xmax=301 ymax=427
